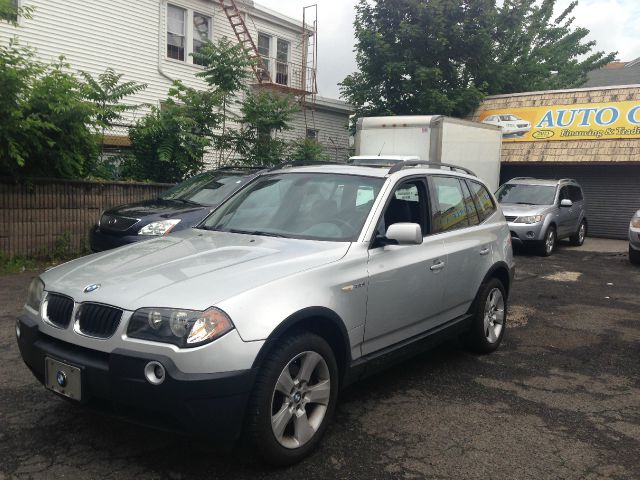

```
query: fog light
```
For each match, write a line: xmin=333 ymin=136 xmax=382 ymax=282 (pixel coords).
xmin=144 ymin=361 xmax=165 ymax=385
xmin=15 ymin=320 xmax=21 ymax=339
xmin=526 ymin=231 xmax=535 ymax=238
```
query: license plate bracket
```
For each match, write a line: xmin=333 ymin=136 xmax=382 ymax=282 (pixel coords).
xmin=45 ymin=357 xmax=82 ymax=401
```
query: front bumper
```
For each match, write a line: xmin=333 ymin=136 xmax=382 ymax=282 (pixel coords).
xmin=508 ymin=221 xmax=546 ymax=245
xmin=89 ymin=225 xmax=150 ymax=252
xmin=16 ymin=314 xmax=255 ymax=442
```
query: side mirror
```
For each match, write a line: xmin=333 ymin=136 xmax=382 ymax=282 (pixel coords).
xmin=560 ymin=199 xmax=573 ymax=208
xmin=385 ymin=223 xmax=423 ymax=245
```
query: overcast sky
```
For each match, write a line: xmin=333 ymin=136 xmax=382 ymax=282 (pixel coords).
xmin=256 ymin=0 xmax=640 ymax=100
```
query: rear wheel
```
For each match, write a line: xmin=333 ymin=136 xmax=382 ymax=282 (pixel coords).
xmin=245 ymin=332 xmax=338 ymax=466
xmin=538 ymin=225 xmax=556 ymax=256
xmin=570 ymin=220 xmax=587 ymax=246
xmin=462 ymin=278 xmax=507 ymax=354
xmin=630 ymin=246 xmax=640 ymax=265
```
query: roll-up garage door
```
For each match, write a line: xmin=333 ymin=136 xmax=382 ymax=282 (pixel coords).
xmin=500 ymin=164 xmax=639 ymax=239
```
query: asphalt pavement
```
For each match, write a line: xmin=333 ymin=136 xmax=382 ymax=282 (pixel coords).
xmin=0 ymin=240 xmax=638 ymax=479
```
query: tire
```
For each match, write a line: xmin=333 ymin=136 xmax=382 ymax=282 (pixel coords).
xmin=630 ymin=246 xmax=640 ymax=265
xmin=537 ymin=225 xmax=556 ymax=256
xmin=245 ymin=332 xmax=339 ymax=466
xmin=569 ymin=220 xmax=587 ymax=246
xmin=462 ymin=278 xmax=507 ymax=354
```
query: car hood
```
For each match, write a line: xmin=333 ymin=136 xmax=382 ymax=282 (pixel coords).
xmin=41 ymin=230 xmax=350 ymax=311
xmin=105 ymin=198 xmax=209 ymax=220
xmin=500 ymin=204 xmax=552 ymax=217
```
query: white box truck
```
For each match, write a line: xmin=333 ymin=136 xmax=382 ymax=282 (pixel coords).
xmin=352 ymin=115 xmax=503 ymax=191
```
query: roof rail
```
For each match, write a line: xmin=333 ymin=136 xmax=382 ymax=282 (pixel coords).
xmin=510 ymin=176 xmax=534 ymax=180
xmin=558 ymin=178 xmax=578 ymax=183
xmin=388 ymin=160 xmax=476 ymax=177
xmin=268 ymin=160 xmax=344 ymax=171
xmin=217 ymin=165 xmax=266 ymax=170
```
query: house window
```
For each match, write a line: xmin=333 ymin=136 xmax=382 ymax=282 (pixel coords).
xmin=167 ymin=4 xmax=186 ymax=61
xmin=306 ymin=129 xmax=319 ymax=141
xmin=275 ymin=39 xmax=289 ymax=85
xmin=257 ymin=33 xmax=271 ymax=78
xmin=192 ymin=12 xmax=211 ymax=66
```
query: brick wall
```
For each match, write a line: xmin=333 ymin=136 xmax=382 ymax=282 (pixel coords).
xmin=470 ymin=85 xmax=640 ymax=163
xmin=0 ymin=178 xmax=172 ymax=258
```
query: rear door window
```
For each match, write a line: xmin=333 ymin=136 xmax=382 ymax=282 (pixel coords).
xmin=467 ymin=180 xmax=497 ymax=222
xmin=430 ymin=176 xmax=469 ymax=233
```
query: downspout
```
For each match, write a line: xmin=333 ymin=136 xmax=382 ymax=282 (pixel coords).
xmin=158 ymin=0 xmax=175 ymax=83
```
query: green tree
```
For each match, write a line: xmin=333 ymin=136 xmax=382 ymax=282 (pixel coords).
xmin=0 ymin=44 xmax=99 ymax=178
xmin=235 ymin=91 xmax=299 ymax=166
xmin=22 ymin=57 xmax=99 ymax=178
xmin=81 ymin=68 xmax=147 ymax=143
xmin=341 ymin=0 xmax=616 ymax=122
xmin=287 ymin=138 xmax=329 ymax=163
xmin=0 ymin=40 xmax=44 ymax=174
xmin=124 ymin=82 xmax=221 ymax=182
xmin=192 ymin=38 xmax=254 ymax=165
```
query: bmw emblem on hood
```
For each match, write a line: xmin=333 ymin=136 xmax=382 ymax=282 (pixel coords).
xmin=83 ymin=283 xmax=101 ymax=293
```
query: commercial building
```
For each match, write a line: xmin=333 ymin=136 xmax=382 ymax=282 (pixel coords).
xmin=471 ymin=84 xmax=640 ymax=239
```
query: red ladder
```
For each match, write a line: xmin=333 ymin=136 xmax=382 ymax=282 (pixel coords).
xmin=219 ymin=0 xmax=272 ymax=83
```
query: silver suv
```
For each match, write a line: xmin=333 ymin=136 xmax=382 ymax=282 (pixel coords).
xmin=496 ymin=177 xmax=587 ymax=256
xmin=17 ymin=162 xmax=514 ymax=465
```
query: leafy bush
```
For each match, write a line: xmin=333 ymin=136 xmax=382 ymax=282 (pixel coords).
xmin=0 ymin=43 xmax=98 ymax=178
xmin=123 ymin=82 xmax=221 ymax=183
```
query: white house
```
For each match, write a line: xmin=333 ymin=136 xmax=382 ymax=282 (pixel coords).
xmin=0 ymin=0 xmax=353 ymax=163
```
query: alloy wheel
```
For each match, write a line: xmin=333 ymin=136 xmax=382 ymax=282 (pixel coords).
xmin=484 ymin=288 xmax=505 ymax=343
xmin=546 ymin=229 xmax=555 ymax=254
xmin=270 ymin=351 xmax=331 ymax=449
xmin=578 ymin=223 xmax=586 ymax=244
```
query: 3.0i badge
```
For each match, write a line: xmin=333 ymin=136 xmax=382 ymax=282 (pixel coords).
xmin=83 ymin=283 xmax=100 ymax=293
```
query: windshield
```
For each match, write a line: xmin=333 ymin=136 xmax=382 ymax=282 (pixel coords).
xmin=161 ymin=170 xmax=252 ymax=206
xmin=201 ymin=173 xmax=385 ymax=241
xmin=496 ymin=183 xmax=557 ymax=205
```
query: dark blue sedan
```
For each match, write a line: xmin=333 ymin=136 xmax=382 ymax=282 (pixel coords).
xmin=90 ymin=166 xmax=264 ymax=252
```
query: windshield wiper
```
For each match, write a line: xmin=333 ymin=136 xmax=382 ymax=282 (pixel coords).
xmin=514 ymin=202 xmax=535 ymax=205
xmin=172 ymin=198 xmax=201 ymax=206
xmin=227 ymin=228 xmax=290 ymax=238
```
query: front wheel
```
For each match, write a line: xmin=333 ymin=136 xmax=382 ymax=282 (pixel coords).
xmin=570 ymin=220 xmax=587 ymax=246
xmin=630 ymin=246 xmax=640 ymax=265
xmin=462 ymin=278 xmax=507 ymax=354
xmin=245 ymin=332 xmax=339 ymax=466
xmin=538 ymin=225 xmax=556 ymax=256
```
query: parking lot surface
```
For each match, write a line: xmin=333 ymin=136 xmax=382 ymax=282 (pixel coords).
xmin=1 ymin=243 xmax=639 ymax=479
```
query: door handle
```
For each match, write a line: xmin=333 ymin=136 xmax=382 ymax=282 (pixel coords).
xmin=430 ymin=260 xmax=445 ymax=271
xmin=479 ymin=247 xmax=490 ymax=256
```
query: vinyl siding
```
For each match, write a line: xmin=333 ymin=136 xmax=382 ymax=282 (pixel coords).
xmin=0 ymin=0 xmax=351 ymax=161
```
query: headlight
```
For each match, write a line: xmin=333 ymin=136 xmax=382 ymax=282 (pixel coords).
xmin=631 ymin=216 xmax=640 ymax=229
xmin=127 ymin=307 xmax=234 ymax=347
xmin=515 ymin=214 xmax=546 ymax=224
xmin=26 ymin=277 xmax=44 ymax=311
xmin=138 ymin=219 xmax=181 ymax=236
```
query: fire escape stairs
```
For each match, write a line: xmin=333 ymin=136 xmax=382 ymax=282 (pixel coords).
xmin=219 ymin=0 xmax=272 ymax=84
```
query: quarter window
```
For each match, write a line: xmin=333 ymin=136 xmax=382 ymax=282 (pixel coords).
xmin=467 ymin=181 xmax=496 ymax=222
xmin=192 ymin=13 xmax=211 ymax=65
xmin=167 ymin=5 xmax=186 ymax=61
xmin=431 ymin=176 xmax=469 ymax=233
xmin=460 ymin=180 xmax=480 ymax=226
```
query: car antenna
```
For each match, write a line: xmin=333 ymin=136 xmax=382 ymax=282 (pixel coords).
xmin=377 ymin=142 xmax=385 ymax=156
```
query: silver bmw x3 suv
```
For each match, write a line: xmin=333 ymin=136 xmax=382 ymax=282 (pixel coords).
xmin=17 ymin=162 xmax=515 ymax=465
xmin=496 ymin=177 xmax=587 ymax=256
